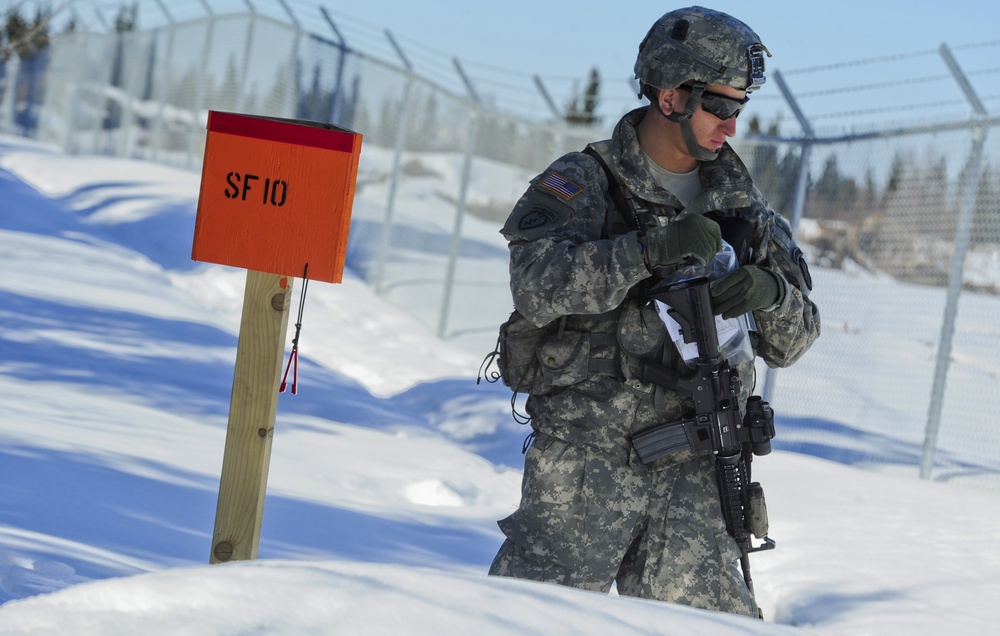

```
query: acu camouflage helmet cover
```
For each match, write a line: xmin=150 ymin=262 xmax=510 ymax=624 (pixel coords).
xmin=634 ymin=6 xmax=771 ymax=94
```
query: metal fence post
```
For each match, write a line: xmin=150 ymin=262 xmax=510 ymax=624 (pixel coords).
xmin=58 ymin=35 xmax=83 ymax=152
xmin=237 ymin=3 xmax=257 ymax=115
xmin=278 ymin=0 xmax=302 ymax=119
xmin=319 ymin=7 xmax=349 ymax=126
xmin=187 ymin=2 xmax=216 ymax=169
xmin=920 ymin=44 xmax=990 ymax=479
xmin=149 ymin=0 xmax=176 ymax=163
xmin=94 ymin=31 xmax=117 ymax=154
xmin=533 ymin=74 xmax=562 ymax=120
xmin=372 ymin=29 xmax=414 ymax=295
xmin=1 ymin=56 xmax=20 ymax=134
xmin=437 ymin=57 xmax=481 ymax=338
xmin=117 ymin=30 xmax=146 ymax=158
xmin=762 ymin=69 xmax=815 ymax=405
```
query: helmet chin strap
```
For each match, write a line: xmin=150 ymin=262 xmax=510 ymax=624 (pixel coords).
xmin=662 ymin=82 xmax=721 ymax=162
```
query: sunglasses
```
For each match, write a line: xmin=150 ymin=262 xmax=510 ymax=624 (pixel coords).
xmin=679 ymin=85 xmax=750 ymax=121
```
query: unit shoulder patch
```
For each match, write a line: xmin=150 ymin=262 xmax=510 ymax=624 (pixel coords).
xmin=518 ymin=205 xmax=560 ymax=231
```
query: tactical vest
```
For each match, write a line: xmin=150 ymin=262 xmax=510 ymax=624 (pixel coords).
xmin=480 ymin=140 xmax=766 ymax=422
xmin=479 ymin=141 xmax=666 ymax=420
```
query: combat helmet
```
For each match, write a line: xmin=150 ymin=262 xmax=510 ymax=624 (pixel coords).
xmin=634 ymin=6 xmax=770 ymax=160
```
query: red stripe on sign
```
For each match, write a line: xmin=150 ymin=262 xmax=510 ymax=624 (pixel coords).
xmin=207 ymin=111 xmax=360 ymax=153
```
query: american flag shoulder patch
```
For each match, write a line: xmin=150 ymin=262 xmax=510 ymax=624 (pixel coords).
xmin=538 ymin=171 xmax=583 ymax=201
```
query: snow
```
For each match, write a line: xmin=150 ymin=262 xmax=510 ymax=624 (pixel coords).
xmin=1 ymin=132 xmax=999 ymax=635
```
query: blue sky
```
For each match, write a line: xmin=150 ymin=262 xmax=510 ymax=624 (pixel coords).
xmin=315 ymin=1 xmax=997 ymax=72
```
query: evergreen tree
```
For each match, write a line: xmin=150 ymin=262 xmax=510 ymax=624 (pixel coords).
xmin=743 ymin=115 xmax=797 ymax=218
xmin=376 ymin=94 xmax=400 ymax=147
xmin=219 ymin=54 xmax=244 ymax=113
xmin=971 ymin=164 xmax=1000 ymax=246
xmin=262 ymin=60 xmax=294 ymax=118
xmin=108 ymin=3 xmax=138 ymax=96
xmin=565 ymin=67 xmax=601 ymax=126
xmin=810 ymin=153 xmax=859 ymax=223
xmin=62 ymin=13 xmax=78 ymax=34
xmin=336 ymin=73 xmax=361 ymax=129
xmin=114 ymin=3 xmax=138 ymax=33
xmin=3 ymin=8 xmax=31 ymax=59
xmin=924 ymin=156 xmax=951 ymax=236
xmin=409 ymin=92 xmax=439 ymax=152
xmin=814 ymin=154 xmax=843 ymax=203
xmin=2 ymin=5 xmax=51 ymax=60
xmin=882 ymin=152 xmax=906 ymax=208
xmin=774 ymin=148 xmax=801 ymax=216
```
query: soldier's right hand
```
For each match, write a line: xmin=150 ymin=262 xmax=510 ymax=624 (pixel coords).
xmin=643 ymin=213 xmax=722 ymax=268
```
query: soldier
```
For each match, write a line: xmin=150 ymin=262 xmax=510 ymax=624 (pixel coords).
xmin=488 ymin=7 xmax=820 ymax=616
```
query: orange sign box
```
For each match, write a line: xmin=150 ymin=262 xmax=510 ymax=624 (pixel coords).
xmin=192 ymin=111 xmax=363 ymax=284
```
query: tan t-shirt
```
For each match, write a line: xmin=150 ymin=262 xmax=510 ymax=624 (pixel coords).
xmin=642 ymin=150 xmax=701 ymax=208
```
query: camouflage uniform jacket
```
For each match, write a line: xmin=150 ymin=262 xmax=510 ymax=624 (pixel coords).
xmin=500 ymin=107 xmax=821 ymax=468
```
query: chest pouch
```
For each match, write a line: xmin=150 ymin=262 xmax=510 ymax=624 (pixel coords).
xmin=536 ymin=328 xmax=591 ymax=392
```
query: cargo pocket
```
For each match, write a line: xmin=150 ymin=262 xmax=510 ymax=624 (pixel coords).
xmin=714 ymin=531 xmax=757 ymax=616
xmin=497 ymin=435 xmax=588 ymax=568
xmin=537 ymin=330 xmax=590 ymax=391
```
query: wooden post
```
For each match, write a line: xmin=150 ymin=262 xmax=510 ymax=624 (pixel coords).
xmin=192 ymin=111 xmax=361 ymax=564
xmin=210 ymin=270 xmax=292 ymax=563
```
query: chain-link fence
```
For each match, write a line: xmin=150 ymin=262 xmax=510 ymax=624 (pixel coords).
xmin=2 ymin=4 xmax=999 ymax=490
xmin=740 ymin=124 xmax=1000 ymax=491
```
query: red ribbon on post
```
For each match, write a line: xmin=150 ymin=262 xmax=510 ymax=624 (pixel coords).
xmin=280 ymin=264 xmax=309 ymax=395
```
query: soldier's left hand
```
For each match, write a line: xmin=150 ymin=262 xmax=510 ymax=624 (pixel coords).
xmin=710 ymin=266 xmax=783 ymax=319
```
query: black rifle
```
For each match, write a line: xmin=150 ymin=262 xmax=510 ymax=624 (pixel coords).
xmin=631 ymin=276 xmax=776 ymax=599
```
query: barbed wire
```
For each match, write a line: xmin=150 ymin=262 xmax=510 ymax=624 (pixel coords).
xmin=809 ymin=94 xmax=1000 ymax=121
xmin=782 ymin=39 xmax=1000 ymax=75
xmin=764 ymin=66 xmax=1000 ymax=101
xmin=782 ymin=48 xmax=941 ymax=75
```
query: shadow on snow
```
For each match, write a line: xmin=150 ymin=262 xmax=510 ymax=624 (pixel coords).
xmin=0 ymin=445 xmax=500 ymax=605
xmin=774 ymin=415 xmax=1000 ymax=481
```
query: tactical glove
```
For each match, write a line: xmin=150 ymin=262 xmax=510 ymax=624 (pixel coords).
xmin=643 ymin=213 xmax=722 ymax=268
xmin=710 ymin=265 xmax=783 ymax=319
